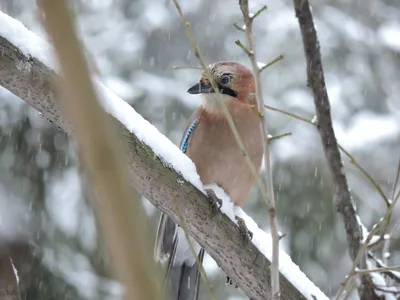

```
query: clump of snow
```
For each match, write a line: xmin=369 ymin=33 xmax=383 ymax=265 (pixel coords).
xmin=257 ymin=61 xmax=266 ymax=69
xmin=0 ymin=11 xmax=58 ymax=70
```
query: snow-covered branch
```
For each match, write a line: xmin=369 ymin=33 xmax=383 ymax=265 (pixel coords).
xmin=0 ymin=11 xmax=328 ymax=300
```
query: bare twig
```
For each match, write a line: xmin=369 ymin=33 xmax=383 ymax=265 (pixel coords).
xmin=338 ymin=145 xmax=390 ymax=207
xmin=264 ymin=104 xmax=313 ymax=123
xmin=292 ymin=0 xmax=378 ymax=298
xmin=172 ymin=65 xmax=202 ymax=70
xmin=37 ymin=1 xmax=162 ymax=299
xmin=250 ymin=5 xmax=268 ymax=20
xmin=268 ymin=132 xmax=292 ymax=143
xmin=259 ymin=55 xmax=284 ymax=73
xmin=342 ymin=282 xmax=357 ymax=300
xmin=237 ymin=1 xmax=280 ymax=298
xmin=356 ymin=265 xmax=400 ymax=274
xmin=391 ymin=156 xmax=400 ymax=202
xmin=233 ymin=23 xmax=246 ymax=32
xmin=235 ymin=39 xmax=252 ymax=56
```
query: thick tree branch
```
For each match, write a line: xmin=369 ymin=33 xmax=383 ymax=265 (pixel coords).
xmin=0 ymin=28 xmax=321 ymax=300
xmin=292 ymin=0 xmax=379 ymax=299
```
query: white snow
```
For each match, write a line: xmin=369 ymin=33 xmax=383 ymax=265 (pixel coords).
xmin=0 ymin=11 xmax=58 ymax=71
xmin=257 ymin=61 xmax=266 ymax=69
xmin=0 ymin=10 xmax=329 ymax=300
xmin=378 ymin=22 xmax=400 ymax=52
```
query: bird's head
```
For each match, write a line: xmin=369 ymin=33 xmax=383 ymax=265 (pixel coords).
xmin=187 ymin=61 xmax=256 ymax=113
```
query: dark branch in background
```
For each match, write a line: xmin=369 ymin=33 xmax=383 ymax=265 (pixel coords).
xmin=292 ymin=0 xmax=379 ymax=299
xmin=0 ymin=29 xmax=309 ymax=300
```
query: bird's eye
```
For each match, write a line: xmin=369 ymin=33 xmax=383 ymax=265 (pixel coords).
xmin=219 ymin=75 xmax=231 ymax=85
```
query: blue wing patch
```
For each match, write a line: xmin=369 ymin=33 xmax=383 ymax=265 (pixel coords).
xmin=180 ymin=119 xmax=199 ymax=154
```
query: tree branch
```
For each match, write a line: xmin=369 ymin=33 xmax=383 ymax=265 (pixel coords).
xmin=0 ymin=19 xmax=326 ymax=300
xmin=238 ymin=0 xmax=280 ymax=298
xmin=292 ymin=0 xmax=379 ymax=298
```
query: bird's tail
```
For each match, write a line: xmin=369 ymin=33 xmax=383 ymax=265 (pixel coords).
xmin=154 ymin=213 xmax=204 ymax=300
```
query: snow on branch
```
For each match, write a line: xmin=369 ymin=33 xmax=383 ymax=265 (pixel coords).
xmin=0 ymin=10 xmax=328 ymax=300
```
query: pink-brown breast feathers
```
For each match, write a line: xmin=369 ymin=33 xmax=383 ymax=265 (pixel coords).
xmin=184 ymin=103 xmax=262 ymax=207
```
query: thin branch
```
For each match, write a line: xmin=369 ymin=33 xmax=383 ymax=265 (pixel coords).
xmin=238 ymin=0 xmax=280 ymax=298
xmin=235 ymin=39 xmax=252 ymax=56
xmin=264 ymin=104 xmax=313 ymax=123
xmin=292 ymin=0 xmax=378 ymax=298
xmin=356 ymin=266 xmax=400 ymax=274
xmin=342 ymin=282 xmax=357 ymax=300
xmin=172 ymin=65 xmax=202 ymax=70
xmin=259 ymin=55 xmax=284 ymax=73
xmin=268 ymin=132 xmax=292 ymax=143
xmin=338 ymin=145 xmax=390 ymax=207
xmin=250 ymin=5 xmax=268 ymax=20
xmin=37 ymin=1 xmax=162 ymax=299
xmin=233 ymin=23 xmax=246 ymax=32
xmin=392 ymin=157 xmax=400 ymax=201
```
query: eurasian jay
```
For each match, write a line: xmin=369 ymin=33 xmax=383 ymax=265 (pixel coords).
xmin=154 ymin=61 xmax=263 ymax=300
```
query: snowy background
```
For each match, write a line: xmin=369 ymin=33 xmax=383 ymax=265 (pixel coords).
xmin=0 ymin=0 xmax=399 ymax=299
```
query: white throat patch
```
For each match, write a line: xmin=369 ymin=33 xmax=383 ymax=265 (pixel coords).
xmin=201 ymin=93 xmax=235 ymax=113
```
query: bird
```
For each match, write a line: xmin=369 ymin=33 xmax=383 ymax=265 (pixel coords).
xmin=154 ymin=61 xmax=263 ymax=300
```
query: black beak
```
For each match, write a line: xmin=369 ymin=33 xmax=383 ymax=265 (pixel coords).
xmin=187 ymin=82 xmax=213 ymax=94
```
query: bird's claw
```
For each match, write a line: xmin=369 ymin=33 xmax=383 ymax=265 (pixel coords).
xmin=235 ymin=216 xmax=253 ymax=244
xmin=226 ymin=276 xmax=238 ymax=288
xmin=205 ymin=188 xmax=222 ymax=217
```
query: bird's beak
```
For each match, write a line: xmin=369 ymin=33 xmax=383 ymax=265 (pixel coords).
xmin=187 ymin=81 xmax=213 ymax=94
